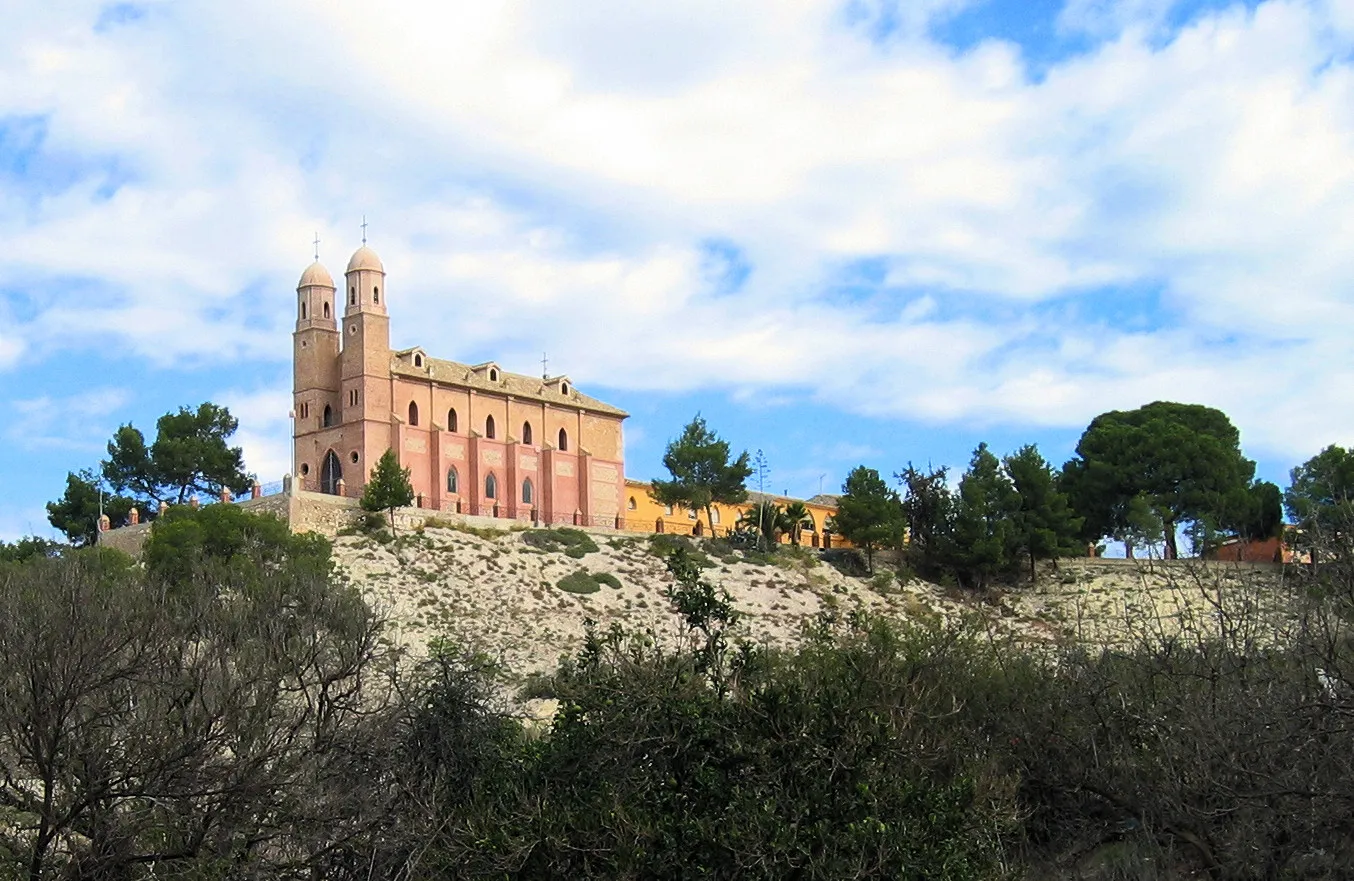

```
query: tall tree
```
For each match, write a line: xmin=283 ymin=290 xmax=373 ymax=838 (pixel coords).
xmin=45 ymin=469 xmax=137 ymax=546
xmin=896 ymin=463 xmax=954 ymax=579
xmin=1062 ymin=402 xmax=1255 ymax=559
xmin=1003 ymin=445 xmax=1083 ymax=578
xmin=951 ymin=444 xmax=1019 ymax=588
xmin=1286 ymin=445 xmax=1354 ymax=563
xmin=102 ymin=402 xmax=253 ymax=506
xmin=832 ymin=466 xmax=903 ymax=574
xmin=361 ymin=449 xmax=415 ymax=535
xmin=650 ymin=415 xmax=752 ymax=536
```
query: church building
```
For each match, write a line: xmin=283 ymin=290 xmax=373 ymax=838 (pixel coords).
xmin=292 ymin=244 xmax=628 ymax=526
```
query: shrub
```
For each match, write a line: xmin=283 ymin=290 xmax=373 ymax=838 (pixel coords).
xmin=556 ymin=570 xmax=602 ymax=594
xmin=524 ymin=527 xmax=599 ymax=558
xmin=594 ymin=572 xmax=622 ymax=590
xmin=822 ymin=548 xmax=869 ymax=577
xmin=647 ymin=532 xmax=714 ymax=568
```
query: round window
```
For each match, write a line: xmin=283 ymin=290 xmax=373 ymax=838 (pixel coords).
xmin=300 ymin=463 xmax=310 ymax=476
xmin=350 ymin=451 xmax=360 ymax=464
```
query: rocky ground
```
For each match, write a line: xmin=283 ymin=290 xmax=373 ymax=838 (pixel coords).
xmin=333 ymin=522 xmax=1297 ymax=688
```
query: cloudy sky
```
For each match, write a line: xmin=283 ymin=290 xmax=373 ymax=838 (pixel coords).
xmin=2 ymin=0 xmax=1352 ymax=538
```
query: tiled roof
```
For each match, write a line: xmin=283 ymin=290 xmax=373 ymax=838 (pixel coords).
xmin=390 ymin=350 xmax=628 ymax=417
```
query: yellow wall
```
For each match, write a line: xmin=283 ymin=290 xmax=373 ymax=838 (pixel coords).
xmin=619 ymin=480 xmax=849 ymax=548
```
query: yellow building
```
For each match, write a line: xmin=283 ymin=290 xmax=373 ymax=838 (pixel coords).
xmin=619 ymin=480 xmax=847 ymax=548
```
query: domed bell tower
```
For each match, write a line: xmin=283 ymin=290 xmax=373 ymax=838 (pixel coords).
xmin=339 ymin=243 xmax=393 ymax=487
xmin=293 ymin=261 xmax=341 ymax=485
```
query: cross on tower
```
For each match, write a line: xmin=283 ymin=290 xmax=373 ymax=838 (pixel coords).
xmin=313 ymin=232 xmax=320 ymax=262
xmin=541 ymin=352 xmax=549 ymax=379
xmin=360 ymin=215 xmax=368 ymax=245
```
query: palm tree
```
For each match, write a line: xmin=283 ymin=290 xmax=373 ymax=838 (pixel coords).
xmin=782 ymin=501 xmax=812 ymax=546
xmin=739 ymin=500 xmax=784 ymax=551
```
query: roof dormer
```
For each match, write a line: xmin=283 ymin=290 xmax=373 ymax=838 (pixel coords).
xmin=472 ymin=362 xmax=503 ymax=384
xmin=544 ymin=375 xmax=573 ymax=398
xmin=396 ymin=347 xmax=429 ymax=370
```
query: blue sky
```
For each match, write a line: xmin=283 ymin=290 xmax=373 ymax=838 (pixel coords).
xmin=2 ymin=0 xmax=1354 ymax=539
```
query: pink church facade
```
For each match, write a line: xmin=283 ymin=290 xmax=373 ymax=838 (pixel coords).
xmin=292 ymin=245 xmax=628 ymax=526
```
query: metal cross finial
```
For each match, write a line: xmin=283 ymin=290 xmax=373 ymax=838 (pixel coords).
xmin=313 ymin=232 xmax=320 ymax=262
xmin=360 ymin=215 xmax=368 ymax=245
xmin=541 ymin=352 xmax=549 ymax=379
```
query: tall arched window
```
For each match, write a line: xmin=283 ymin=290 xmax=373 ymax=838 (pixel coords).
xmin=485 ymin=415 xmax=496 ymax=439
xmin=320 ymin=450 xmax=342 ymax=495
xmin=522 ymin=421 xmax=533 ymax=445
xmin=373 ymin=286 xmax=379 ymax=304
xmin=447 ymin=408 xmax=458 ymax=432
xmin=557 ymin=428 xmax=569 ymax=451
xmin=521 ymin=478 xmax=533 ymax=505
xmin=323 ymin=301 xmax=330 ymax=318
xmin=408 ymin=401 xmax=419 ymax=426
xmin=300 ymin=301 xmax=308 ymax=319
xmin=349 ymin=287 xmax=356 ymax=305
xmin=485 ymin=473 xmax=498 ymax=499
xmin=322 ymin=404 xmax=334 ymax=428
xmin=447 ymin=466 xmax=459 ymax=494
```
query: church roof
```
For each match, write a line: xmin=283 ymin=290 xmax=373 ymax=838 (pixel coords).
xmin=347 ymin=245 xmax=384 ymax=273
xmin=298 ymin=261 xmax=335 ymax=288
xmin=391 ymin=351 xmax=628 ymax=418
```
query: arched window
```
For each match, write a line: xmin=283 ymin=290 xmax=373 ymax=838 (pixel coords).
xmin=323 ymin=301 xmax=330 ymax=318
xmin=321 ymin=450 xmax=342 ymax=495
xmin=521 ymin=478 xmax=534 ymax=505
xmin=561 ymin=382 xmax=569 ymax=396
xmin=373 ymin=286 xmax=379 ymax=304
xmin=349 ymin=287 xmax=356 ymax=305
xmin=300 ymin=300 xmax=308 ymax=319
xmin=414 ymin=353 xmax=423 ymax=367
xmin=522 ymin=422 xmax=533 ymax=445
xmin=447 ymin=466 xmax=459 ymax=494
xmin=322 ymin=404 xmax=334 ymax=428
xmin=558 ymin=428 xmax=569 ymax=451
xmin=485 ymin=473 xmax=497 ymax=499
xmin=408 ymin=401 xmax=419 ymax=426
xmin=489 ymin=368 xmax=499 ymax=382
xmin=485 ymin=415 xmax=496 ymax=439
xmin=447 ymin=408 xmax=458 ymax=432
xmin=628 ymin=497 xmax=637 ymax=511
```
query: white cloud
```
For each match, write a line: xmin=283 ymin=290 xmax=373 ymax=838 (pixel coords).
xmin=6 ymin=388 xmax=131 ymax=452
xmin=216 ymin=387 xmax=294 ymax=482
xmin=1 ymin=0 xmax=1353 ymax=466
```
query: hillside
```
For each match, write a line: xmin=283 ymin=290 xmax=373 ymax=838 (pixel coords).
xmin=334 ymin=522 xmax=1295 ymax=683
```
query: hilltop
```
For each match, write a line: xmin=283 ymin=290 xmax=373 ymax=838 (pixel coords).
xmin=334 ymin=522 xmax=1293 ymax=683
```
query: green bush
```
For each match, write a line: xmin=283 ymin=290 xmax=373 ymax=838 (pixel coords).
xmin=556 ymin=570 xmax=601 ymax=594
xmin=647 ymin=532 xmax=714 ymax=568
xmin=523 ymin=527 xmax=599 ymax=558
xmin=594 ymin=572 xmax=622 ymax=590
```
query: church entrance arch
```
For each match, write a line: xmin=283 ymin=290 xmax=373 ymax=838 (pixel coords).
xmin=321 ymin=450 xmax=342 ymax=495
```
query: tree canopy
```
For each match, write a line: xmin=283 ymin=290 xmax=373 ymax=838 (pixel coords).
xmin=361 ymin=449 xmax=415 ymax=534
xmin=103 ymin=402 xmax=253 ymax=505
xmin=45 ymin=469 xmax=137 ymax=546
xmin=1062 ymin=401 xmax=1255 ymax=559
xmin=650 ymin=414 xmax=752 ymax=535
xmin=1004 ymin=444 xmax=1084 ymax=579
xmin=831 ymin=466 xmax=903 ymax=573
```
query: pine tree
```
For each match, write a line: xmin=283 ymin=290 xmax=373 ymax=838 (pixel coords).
xmin=952 ymin=444 xmax=1018 ymax=589
xmin=361 ymin=449 xmax=414 ymax=535
xmin=1003 ymin=444 xmax=1084 ymax=578
xmin=832 ymin=466 xmax=903 ymax=574
xmin=650 ymin=414 xmax=752 ymax=536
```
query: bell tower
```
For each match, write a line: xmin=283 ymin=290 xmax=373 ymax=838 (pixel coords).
xmin=293 ymin=260 xmax=341 ymax=487
xmin=339 ymin=242 xmax=393 ymax=488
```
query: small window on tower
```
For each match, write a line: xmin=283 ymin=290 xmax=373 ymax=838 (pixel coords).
xmin=350 ymin=287 xmax=356 ymax=305
xmin=349 ymin=389 xmax=358 ymax=406
xmin=350 ymin=451 xmax=359 ymax=464
xmin=373 ymin=287 xmax=379 ymax=303
xmin=300 ymin=301 xmax=308 ymax=319
xmin=322 ymin=404 xmax=334 ymax=428
xmin=323 ymin=302 xmax=330 ymax=318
